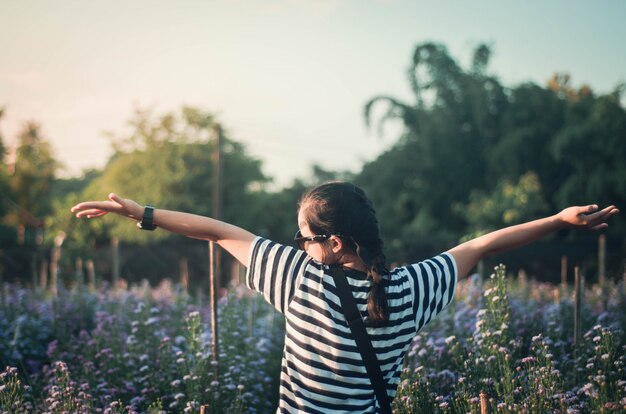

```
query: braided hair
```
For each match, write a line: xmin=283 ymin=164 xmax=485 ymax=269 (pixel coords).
xmin=298 ymin=181 xmax=389 ymax=326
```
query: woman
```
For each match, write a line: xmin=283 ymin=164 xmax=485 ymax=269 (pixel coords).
xmin=71 ymin=181 xmax=618 ymax=413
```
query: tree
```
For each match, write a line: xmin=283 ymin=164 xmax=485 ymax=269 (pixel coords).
xmin=360 ymin=42 xmax=625 ymax=275
xmin=51 ymin=106 xmax=269 ymax=284
xmin=0 ymin=108 xmax=10 ymax=219
xmin=6 ymin=122 xmax=58 ymax=243
xmin=361 ymin=42 xmax=508 ymax=261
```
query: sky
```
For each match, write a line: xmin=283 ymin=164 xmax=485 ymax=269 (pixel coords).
xmin=2 ymin=0 xmax=625 ymax=188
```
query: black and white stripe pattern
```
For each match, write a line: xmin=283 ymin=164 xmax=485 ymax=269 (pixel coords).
xmin=246 ymin=237 xmax=457 ymax=413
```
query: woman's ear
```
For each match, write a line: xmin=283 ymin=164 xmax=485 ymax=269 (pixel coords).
xmin=329 ymin=235 xmax=343 ymax=254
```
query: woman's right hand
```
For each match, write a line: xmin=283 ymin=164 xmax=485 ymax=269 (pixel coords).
xmin=71 ymin=193 xmax=143 ymax=221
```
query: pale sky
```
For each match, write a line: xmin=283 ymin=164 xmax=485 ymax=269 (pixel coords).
xmin=2 ymin=0 xmax=625 ymax=188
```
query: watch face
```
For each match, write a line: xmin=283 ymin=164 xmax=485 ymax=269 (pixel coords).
xmin=138 ymin=205 xmax=157 ymax=230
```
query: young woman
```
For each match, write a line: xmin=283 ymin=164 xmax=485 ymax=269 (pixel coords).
xmin=71 ymin=181 xmax=618 ymax=413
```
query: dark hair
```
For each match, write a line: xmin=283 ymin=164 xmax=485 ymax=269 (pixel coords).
xmin=298 ymin=181 xmax=389 ymax=326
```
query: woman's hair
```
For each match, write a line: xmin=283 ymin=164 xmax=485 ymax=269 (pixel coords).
xmin=298 ymin=181 xmax=389 ymax=326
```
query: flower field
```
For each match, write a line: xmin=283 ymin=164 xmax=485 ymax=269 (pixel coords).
xmin=1 ymin=265 xmax=625 ymax=413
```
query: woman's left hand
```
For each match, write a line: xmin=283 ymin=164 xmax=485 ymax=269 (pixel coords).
xmin=558 ymin=204 xmax=619 ymax=230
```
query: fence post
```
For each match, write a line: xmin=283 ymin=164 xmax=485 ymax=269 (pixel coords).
xmin=208 ymin=123 xmax=223 ymax=380
xmin=480 ymin=391 xmax=491 ymax=414
xmin=49 ymin=231 xmax=66 ymax=297
xmin=573 ymin=266 xmax=582 ymax=349
xmin=111 ymin=237 xmax=119 ymax=289
xmin=75 ymin=257 xmax=84 ymax=289
xmin=598 ymin=235 xmax=606 ymax=286
xmin=39 ymin=258 xmax=48 ymax=291
xmin=180 ymin=257 xmax=189 ymax=292
xmin=209 ymin=241 xmax=220 ymax=379
xmin=560 ymin=255 xmax=567 ymax=289
xmin=86 ymin=259 xmax=96 ymax=292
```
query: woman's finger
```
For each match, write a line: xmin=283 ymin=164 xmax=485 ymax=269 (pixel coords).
xmin=586 ymin=205 xmax=616 ymax=219
xmin=75 ymin=208 xmax=109 ymax=218
xmin=590 ymin=223 xmax=608 ymax=231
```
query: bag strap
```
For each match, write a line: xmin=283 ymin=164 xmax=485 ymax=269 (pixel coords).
xmin=329 ymin=266 xmax=392 ymax=414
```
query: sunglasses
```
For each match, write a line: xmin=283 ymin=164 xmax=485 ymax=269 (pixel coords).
xmin=293 ymin=230 xmax=332 ymax=250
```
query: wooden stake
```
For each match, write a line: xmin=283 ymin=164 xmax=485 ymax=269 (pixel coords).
xmin=598 ymin=234 xmax=606 ymax=285
xmin=560 ymin=255 xmax=567 ymax=289
xmin=75 ymin=257 xmax=84 ymax=289
xmin=111 ymin=237 xmax=120 ymax=288
xmin=39 ymin=258 xmax=48 ymax=290
xmin=208 ymin=123 xmax=223 ymax=379
xmin=573 ymin=266 xmax=581 ymax=349
xmin=49 ymin=231 xmax=66 ymax=297
xmin=209 ymin=241 xmax=220 ymax=378
xmin=180 ymin=257 xmax=189 ymax=291
xmin=480 ymin=391 xmax=491 ymax=414
xmin=86 ymin=259 xmax=96 ymax=292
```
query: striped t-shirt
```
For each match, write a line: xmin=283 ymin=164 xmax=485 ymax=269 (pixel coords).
xmin=246 ymin=237 xmax=457 ymax=413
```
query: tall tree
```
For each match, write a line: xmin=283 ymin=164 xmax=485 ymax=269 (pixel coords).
xmin=7 ymin=122 xmax=57 ymax=239
xmin=361 ymin=42 xmax=508 ymax=260
xmin=360 ymin=42 xmax=625 ymax=267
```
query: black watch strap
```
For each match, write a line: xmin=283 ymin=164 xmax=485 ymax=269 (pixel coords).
xmin=137 ymin=205 xmax=157 ymax=231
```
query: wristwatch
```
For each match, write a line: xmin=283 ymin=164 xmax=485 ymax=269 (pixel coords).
xmin=137 ymin=205 xmax=157 ymax=231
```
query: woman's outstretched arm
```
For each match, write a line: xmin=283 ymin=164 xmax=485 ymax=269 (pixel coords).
xmin=71 ymin=193 xmax=256 ymax=265
xmin=448 ymin=204 xmax=619 ymax=279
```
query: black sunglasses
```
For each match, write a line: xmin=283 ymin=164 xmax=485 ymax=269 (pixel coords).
xmin=293 ymin=230 xmax=332 ymax=250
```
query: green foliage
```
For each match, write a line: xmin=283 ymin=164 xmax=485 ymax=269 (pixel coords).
xmin=56 ymin=107 xmax=267 ymax=250
xmin=361 ymin=41 xmax=626 ymax=267
xmin=456 ymin=172 xmax=548 ymax=238
xmin=8 ymin=122 xmax=58 ymax=224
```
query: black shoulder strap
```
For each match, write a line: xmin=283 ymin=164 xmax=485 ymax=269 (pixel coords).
xmin=329 ymin=266 xmax=392 ymax=414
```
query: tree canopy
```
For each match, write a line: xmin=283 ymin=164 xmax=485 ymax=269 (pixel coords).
xmin=2 ymin=42 xmax=625 ymax=284
xmin=360 ymin=42 xmax=625 ymax=266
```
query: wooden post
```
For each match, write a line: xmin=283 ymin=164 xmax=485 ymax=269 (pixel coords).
xmin=32 ymin=227 xmax=44 ymax=289
xmin=480 ymin=391 xmax=491 ymax=414
xmin=212 ymin=123 xmax=223 ymax=285
xmin=598 ymin=234 xmax=606 ymax=285
xmin=180 ymin=257 xmax=189 ymax=292
xmin=86 ymin=259 xmax=96 ymax=292
xmin=17 ymin=224 xmax=25 ymax=246
xmin=49 ymin=231 xmax=66 ymax=297
xmin=200 ymin=405 xmax=209 ymax=414
xmin=208 ymin=123 xmax=223 ymax=378
xmin=573 ymin=266 xmax=582 ymax=349
xmin=39 ymin=258 xmax=48 ymax=290
xmin=560 ymin=255 xmax=567 ymax=289
xmin=209 ymin=241 xmax=220 ymax=379
xmin=75 ymin=257 xmax=84 ymax=289
xmin=248 ymin=294 xmax=255 ymax=338
xmin=111 ymin=237 xmax=120 ymax=288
